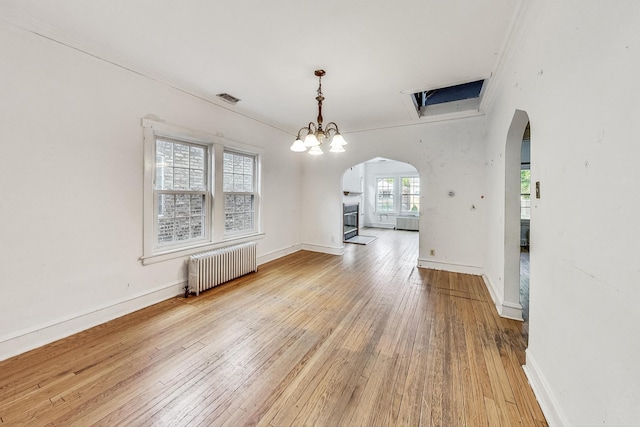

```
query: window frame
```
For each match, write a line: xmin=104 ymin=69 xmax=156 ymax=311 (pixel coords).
xmin=376 ymin=177 xmax=395 ymax=213
xmin=142 ymin=118 xmax=263 ymax=265
xmin=153 ymin=137 xmax=211 ymax=251
xmin=400 ymin=176 xmax=420 ymax=214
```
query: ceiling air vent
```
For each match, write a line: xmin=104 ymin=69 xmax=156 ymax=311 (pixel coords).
xmin=216 ymin=93 xmax=241 ymax=105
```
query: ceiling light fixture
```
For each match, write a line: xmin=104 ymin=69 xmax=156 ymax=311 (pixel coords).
xmin=290 ymin=69 xmax=348 ymax=155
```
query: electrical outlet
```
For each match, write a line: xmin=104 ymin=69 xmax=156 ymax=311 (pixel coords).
xmin=430 ymin=249 xmax=435 ymax=256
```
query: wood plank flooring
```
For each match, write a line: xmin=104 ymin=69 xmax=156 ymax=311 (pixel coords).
xmin=0 ymin=228 xmax=546 ymax=426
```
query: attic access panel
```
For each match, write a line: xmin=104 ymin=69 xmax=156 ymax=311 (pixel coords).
xmin=412 ymin=79 xmax=485 ymax=117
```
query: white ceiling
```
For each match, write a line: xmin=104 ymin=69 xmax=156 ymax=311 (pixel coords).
xmin=0 ymin=0 xmax=520 ymax=135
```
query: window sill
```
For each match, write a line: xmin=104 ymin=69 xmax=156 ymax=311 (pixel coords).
xmin=140 ymin=232 xmax=265 ymax=266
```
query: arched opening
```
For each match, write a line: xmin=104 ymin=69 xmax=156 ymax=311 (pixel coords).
xmin=341 ymin=157 xmax=420 ymax=248
xmin=520 ymin=125 xmax=531 ymax=336
xmin=504 ymin=110 xmax=531 ymax=329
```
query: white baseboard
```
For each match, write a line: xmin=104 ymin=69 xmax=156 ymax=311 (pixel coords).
xmin=257 ymin=244 xmax=303 ymax=266
xmin=0 ymin=280 xmax=185 ymax=362
xmin=301 ymin=244 xmax=344 ymax=256
xmin=418 ymin=258 xmax=484 ymax=276
xmin=481 ymin=274 xmax=523 ymax=321
xmin=523 ymin=349 xmax=569 ymax=427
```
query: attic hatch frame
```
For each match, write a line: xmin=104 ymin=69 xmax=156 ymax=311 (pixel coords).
xmin=405 ymin=78 xmax=487 ymax=119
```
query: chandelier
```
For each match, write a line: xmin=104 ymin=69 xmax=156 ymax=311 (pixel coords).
xmin=290 ymin=69 xmax=348 ymax=155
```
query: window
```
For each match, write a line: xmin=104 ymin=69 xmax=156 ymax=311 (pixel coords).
xmin=521 ymin=169 xmax=531 ymax=220
xmin=142 ymin=119 xmax=262 ymax=263
xmin=376 ymin=178 xmax=394 ymax=212
xmin=401 ymin=177 xmax=420 ymax=213
xmin=155 ymin=139 xmax=208 ymax=247
xmin=223 ymin=151 xmax=256 ymax=234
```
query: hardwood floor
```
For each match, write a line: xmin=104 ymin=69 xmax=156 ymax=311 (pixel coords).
xmin=520 ymin=249 xmax=531 ymax=337
xmin=0 ymin=229 xmax=546 ymax=426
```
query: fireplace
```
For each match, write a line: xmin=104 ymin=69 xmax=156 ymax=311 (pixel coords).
xmin=343 ymin=203 xmax=359 ymax=241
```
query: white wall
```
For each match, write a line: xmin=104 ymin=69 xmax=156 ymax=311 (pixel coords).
xmin=0 ymin=22 xmax=302 ymax=360
xmin=300 ymin=118 xmax=488 ymax=274
xmin=483 ymin=0 xmax=640 ymax=424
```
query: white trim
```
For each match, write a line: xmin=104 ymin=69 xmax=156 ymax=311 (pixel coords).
xmin=501 ymin=301 xmax=524 ymax=321
xmin=481 ymin=274 xmax=524 ymax=321
xmin=301 ymin=244 xmax=345 ymax=256
xmin=257 ymin=244 xmax=303 ymax=266
xmin=140 ymin=232 xmax=265 ymax=265
xmin=523 ymin=349 xmax=570 ymax=427
xmin=0 ymin=280 xmax=185 ymax=362
xmin=418 ymin=259 xmax=483 ymax=275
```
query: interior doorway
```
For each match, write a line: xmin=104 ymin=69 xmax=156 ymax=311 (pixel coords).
xmin=520 ymin=125 xmax=531 ymax=336
xmin=341 ymin=157 xmax=420 ymax=243
xmin=504 ymin=110 xmax=530 ymax=329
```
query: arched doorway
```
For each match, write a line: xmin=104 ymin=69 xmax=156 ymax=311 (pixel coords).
xmin=341 ymin=157 xmax=420 ymax=244
xmin=504 ymin=110 xmax=531 ymax=324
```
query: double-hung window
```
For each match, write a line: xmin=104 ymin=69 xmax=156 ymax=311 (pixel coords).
xmin=142 ymin=119 xmax=261 ymax=264
xmin=401 ymin=177 xmax=420 ymax=213
xmin=376 ymin=177 xmax=395 ymax=213
xmin=155 ymin=138 xmax=208 ymax=247
xmin=223 ymin=151 xmax=256 ymax=234
xmin=521 ymin=169 xmax=531 ymax=220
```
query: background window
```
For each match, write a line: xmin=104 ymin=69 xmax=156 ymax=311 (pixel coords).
xmin=223 ymin=151 xmax=256 ymax=234
xmin=376 ymin=177 xmax=394 ymax=212
xmin=155 ymin=139 xmax=207 ymax=246
xmin=401 ymin=177 xmax=420 ymax=213
xmin=521 ymin=169 xmax=531 ymax=220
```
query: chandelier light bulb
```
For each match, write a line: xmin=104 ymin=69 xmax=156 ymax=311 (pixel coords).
xmin=304 ymin=133 xmax=320 ymax=147
xmin=290 ymin=138 xmax=307 ymax=152
xmin=331 ymin=133 xmax=347 ymax=146
xmin=309 ymin=145 xmax=324 ymax=155
xmin=330 ymin=143 xmax=345 ymax=153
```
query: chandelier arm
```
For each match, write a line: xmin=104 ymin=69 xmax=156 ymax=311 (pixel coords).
xmin=296 ymin=127 xmax=310 ymax=139
xmin=308 ymin=122 xmax=317 ymax=133
xmin=324 ymin=122 xmax=339 ymax=136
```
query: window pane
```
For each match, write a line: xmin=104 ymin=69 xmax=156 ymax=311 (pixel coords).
xmin=174 ymin=168 xmax=189 ymax=190
xmin=223 ymin=151 xmax=254 ymax=193
xmin=234 ymin=174 xmax=244 ymax=192
xmin=156 ymin=139 xmax=207 ymax=191
xmin=173 ymin=143 xmax=190 ymax=168
xmin=158 ymin=218 xmax=175 ymax=244
xmin=243 ymin=175 xmax=253 ymax=192
xmin=223 ymin=152 xmax=234 ymax=173
xmin=190 ymin=146 xmax=205 ymax=170
xmin=190 ymin=169 xmax=205 ymax=191
xmin=244 ymin=157 xmax=253 ymax=175
xmin=156 ymin=193 xmax=205 ymax=246
xmin=224 ymin=194 xmax=255 ymax=233
xmin=156 ymin=140 xmax=173 ymax=167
